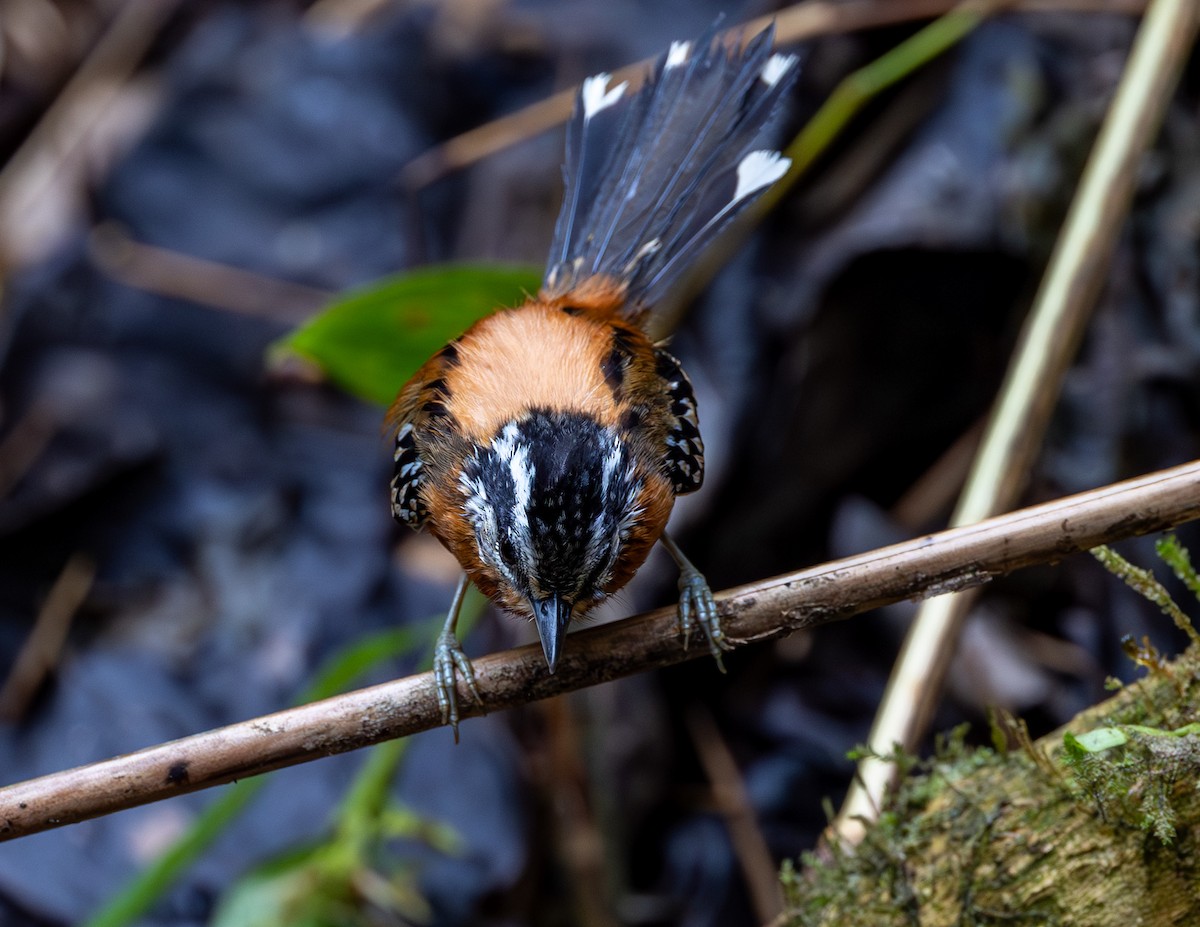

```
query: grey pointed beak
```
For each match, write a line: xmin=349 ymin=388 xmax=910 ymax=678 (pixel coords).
xmin=531 ymin=595 xmax=572 ymax=673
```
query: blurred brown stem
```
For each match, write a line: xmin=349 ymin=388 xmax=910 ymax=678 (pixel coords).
xmin=0 ymin=396 xmax=58 ymax=498
xmin=88 ymin=225 xmax=333 ymax=323
xmin=0 ymin=0 xmax=180 ymax=271
xmin=0 ymin=554 xmax=95 ymax=722
xmin=687 ymin=706 xmax=783 ymax=923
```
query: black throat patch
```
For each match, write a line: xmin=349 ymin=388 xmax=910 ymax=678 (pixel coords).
xmin=460 ymin=409 xmax=641 ymax=602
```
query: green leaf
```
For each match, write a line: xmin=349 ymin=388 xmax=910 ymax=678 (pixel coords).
xmin=1069 ymin=727 xmax=1129 ymax=754
xmin=270 ymin=262 xmax=541 ymax=407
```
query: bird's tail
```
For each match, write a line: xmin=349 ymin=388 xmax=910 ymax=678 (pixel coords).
xmin=542 ymin=24 xmax=798 ymax=318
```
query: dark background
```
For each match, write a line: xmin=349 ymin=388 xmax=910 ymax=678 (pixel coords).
xmin=0 ymin=2 xmax=1197 ymax=925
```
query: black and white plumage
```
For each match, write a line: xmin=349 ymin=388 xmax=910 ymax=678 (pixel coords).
xmin=457 ymin=411 xmax=643 ymax=606
xmin=455 ymin=409 xmax=645 ymax=668
xmin=654 ymin=348 xmax=704 ymax=494
xmin=387 ymin=24 xmax=798 ymax=730
xmin=391 ymin=422 xmax=428 ymax=528
xmin=543 ymin=24 xmax=799 ymax=311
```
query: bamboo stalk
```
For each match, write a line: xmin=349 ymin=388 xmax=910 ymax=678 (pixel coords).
xmin=834 ymin=0 xmax=1200 ymax=846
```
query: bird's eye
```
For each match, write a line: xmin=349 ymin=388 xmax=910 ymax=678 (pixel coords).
xmin=498 ymin=534 xmax=519 ymax=568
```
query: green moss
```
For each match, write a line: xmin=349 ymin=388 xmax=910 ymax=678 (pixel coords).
xmin=782 ymin=729 xmax=1058 ymax=926
xmin=1062 ymin=723 xmax=1200 ymax=845
xmin=781 ymin=539 xmax=1200 ymax=925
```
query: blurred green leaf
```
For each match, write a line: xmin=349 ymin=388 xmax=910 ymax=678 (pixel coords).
xmin=210 ymin=844 xmax=333 ymax=927
xmin=271 ymin=262 xmax=541 ymax=406
xmin=83 ymin=622 xmax=432 ymax=927
xmin=88 ymin=590 xmax=489 ymax=927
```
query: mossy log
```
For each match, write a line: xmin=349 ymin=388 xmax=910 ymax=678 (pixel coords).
xmin=782 ymin=644 xmax=1200 ymax=926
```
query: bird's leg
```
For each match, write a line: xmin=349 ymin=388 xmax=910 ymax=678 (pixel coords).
xmin=434 ymin=573 xmax=484 ymax=741
xmin=660 ymin=532 xmax=728 ymax=671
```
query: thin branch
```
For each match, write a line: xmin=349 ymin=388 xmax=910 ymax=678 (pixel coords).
xmin=540 ymin=697 xmax=618 ymax=927
xmin=88 ymin=224 xmax=333 ymax=323
xmin=1 ymin=458 xmax=1199 ymax=842
xmin=687 ymin=706 xmax=784 ymax=923
xmin=0 ymin=396 xmax=58 ymax=498
xmin=888 ymin=418 xmax=984 ymax=529
xmin=836 ymin=0 xmax=1200 ymax=843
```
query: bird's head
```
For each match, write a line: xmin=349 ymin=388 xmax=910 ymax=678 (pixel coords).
xmin=457 ymin=409 xmax=646 ymax=671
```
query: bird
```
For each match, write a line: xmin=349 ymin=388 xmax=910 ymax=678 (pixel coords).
xmin=387 ymin=24 xmax=798 ymax=737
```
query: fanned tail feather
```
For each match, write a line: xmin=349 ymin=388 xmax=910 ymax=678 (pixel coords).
xmin=543 ymin=23 xmax=799 ymax=313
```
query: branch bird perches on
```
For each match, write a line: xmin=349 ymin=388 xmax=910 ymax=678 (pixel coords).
xmin=1 ymin=457 xmax=1199 ymax=842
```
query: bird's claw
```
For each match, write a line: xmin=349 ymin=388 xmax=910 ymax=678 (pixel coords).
xmin=434 ymin=628 xmax=484 ymax=741
xmin=677 ymin=565 xmax=728 ymax=672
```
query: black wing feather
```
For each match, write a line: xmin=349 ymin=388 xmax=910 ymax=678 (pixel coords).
xmin=654 ymin=348 xmax=704 ymax=494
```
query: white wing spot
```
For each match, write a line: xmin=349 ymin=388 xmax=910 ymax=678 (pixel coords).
xmin=581 ymin=73 xmax=628 ymax=120
xmin=761 ymin=53 xmax=797 ymax=87
xmin=732 ymin=150 xmax=791 ymax=203
xmin=393 ymin=423 xmax=413 ymax=461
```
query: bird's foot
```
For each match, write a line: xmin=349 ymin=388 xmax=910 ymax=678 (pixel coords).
xmin=433 ymin=628 xmax=484 ymax=741
xmin=677 ymin=565 xmax=728 ymax=672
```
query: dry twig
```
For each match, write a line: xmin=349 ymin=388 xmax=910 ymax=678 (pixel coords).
xmin=88 ymin=225 xmax=333 ymax=323
xmin=0 ymin=0 xmax=179 ymax=271
xmin=1 ymin=457 xmax=1199 ymax=842
xmin=687 ymin=706 xmax=784 ymax=923
xmin=0 ymin=395 xmax=58 ymax=498
xmin=539 ymin=696 xmax=618 ymax=927
xmin=0 ymin=554 xmax=94 ymax=722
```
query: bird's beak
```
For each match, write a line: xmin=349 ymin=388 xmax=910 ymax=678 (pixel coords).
xmin=531 ymin=595 xmax=572 ymax=673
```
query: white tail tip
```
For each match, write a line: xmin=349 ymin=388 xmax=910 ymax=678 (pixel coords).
xmin=761 ymin=53 xmax=798 ymax=87
xmin=665 ymin=40 xmax=691 ymax=69
xmin=581 ymin=73 xmax=628 ymax=119
xmin=733 ymin=150 xmax=791 ymax=203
